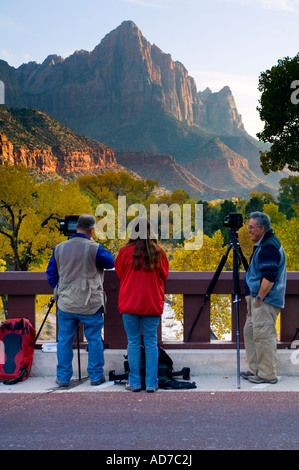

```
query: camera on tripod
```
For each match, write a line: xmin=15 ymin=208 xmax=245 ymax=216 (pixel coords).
xmin=223 ymin=212 xmax=243 ymax=231
xmin=58 ymin=215 xmax=79 ymax=237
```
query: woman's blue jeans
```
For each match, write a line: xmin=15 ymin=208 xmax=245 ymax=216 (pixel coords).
xmin=122 ymin=313 xmax=160 ymax=391
xmin=57 ymin=308 xmax=104 ymax=384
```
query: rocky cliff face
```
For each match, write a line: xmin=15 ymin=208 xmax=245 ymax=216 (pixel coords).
xmin=184 ymin=138 xmax=271 ymax=192
xmin=198 ymin=87 xmax=245 ymax=136
xmin=0 ymin=133 xmax=116 ymax=175
xmin=0 ymin=107 xmax=117 ymax=175
xmin=116 ymin=151 xmax=247 ymax=200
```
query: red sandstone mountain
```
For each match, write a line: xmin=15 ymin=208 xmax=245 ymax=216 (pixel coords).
xmin=0 ymin=21 xmax=280 ymax=197
xmin=0 ymin=107 xmax=116 ymax=176
xmin=2 ymin=21 xmax=245 ymax=136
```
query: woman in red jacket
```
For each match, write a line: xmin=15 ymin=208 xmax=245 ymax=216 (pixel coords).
xmin=115 ymin=217 xmax=169 ymax=392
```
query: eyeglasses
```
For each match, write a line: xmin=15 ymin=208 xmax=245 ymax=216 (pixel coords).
xmin=247 ymin=225 xmax=261 ymax=231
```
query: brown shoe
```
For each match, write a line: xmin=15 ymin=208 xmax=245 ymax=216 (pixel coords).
xmin=248 ymin=375 xmax=278 ymax=384
xmin=91 ymin=376 xmax=105 ymax=386
xmin=240 ymin=371 xmax=255 ymax=380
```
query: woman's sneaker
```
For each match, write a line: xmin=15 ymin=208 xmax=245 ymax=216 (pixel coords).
xmin=248 ymin=375 xmax=278 ymax=384
xmin=125 ymin=383 xmax=142 ymax=392
xmin=146 ymin=386 xmax=159 ymax=393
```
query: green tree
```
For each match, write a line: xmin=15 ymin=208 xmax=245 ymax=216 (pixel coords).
xmin=257 ymin=54 xmax=299 ymax=173
xmin=277 ymin=175 xmax=299 ymax=218
xmin=245 ymin=191 xmax=276 ymax=216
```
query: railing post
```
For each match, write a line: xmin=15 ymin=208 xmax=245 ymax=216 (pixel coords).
xmin=103 ymin=270 xmax=127 ymax=349
xmin=7 ymin=295 xmax=36 ymax=329
xmin=183 ymin=294 xmax=210 ymax=344
xmin=280 ymin=273 xmax=299 ymax=347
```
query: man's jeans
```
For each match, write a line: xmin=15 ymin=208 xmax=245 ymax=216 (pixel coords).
xmin=57 ymin=308 xmax=104 ymax=383
xmin=122 ymin=313 xmax=160 ymax=391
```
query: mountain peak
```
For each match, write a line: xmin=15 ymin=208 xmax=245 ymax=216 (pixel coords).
xmin=2 ymin=21 xmax=246 ymax=137
xmin=119 ymin=20 xmax=139 ymax=30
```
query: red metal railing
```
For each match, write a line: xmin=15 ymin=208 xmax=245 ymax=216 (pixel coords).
xmin=0 ymin=271 xmax=298 ymax=349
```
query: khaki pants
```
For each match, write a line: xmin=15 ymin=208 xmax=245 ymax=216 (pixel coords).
xmin=244 ymin=296 xmax=280 ymax=381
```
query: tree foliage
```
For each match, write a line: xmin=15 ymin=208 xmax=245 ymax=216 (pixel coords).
xmin=169 ymin=231 xmax=234 ymax=340
xmin=77 ymin=171 xmax=159 ymax=208
xmin=257 ymin=54 xmax=299 ymax=173
xmin=1 ymin=162 xmax=298 ymax=338
xmin=277 ymin=175 xmax=299 ymax=218
xmin=0 ymin=164 xmax=92 ymax=270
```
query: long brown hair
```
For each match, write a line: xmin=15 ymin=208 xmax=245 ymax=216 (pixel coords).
xmin=126 ymin=218 xmax=162 ymax=271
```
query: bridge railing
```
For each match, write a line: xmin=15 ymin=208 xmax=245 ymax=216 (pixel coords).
xmin=0 ymin=271 xmax=298 ymax=349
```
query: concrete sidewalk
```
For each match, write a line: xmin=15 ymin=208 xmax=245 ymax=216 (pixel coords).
xmin=1 ymin=348 xmax=298 ymax=393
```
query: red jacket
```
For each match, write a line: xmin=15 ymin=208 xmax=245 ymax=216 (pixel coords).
xmin=115 ymin=244 xmax=169 ymax=316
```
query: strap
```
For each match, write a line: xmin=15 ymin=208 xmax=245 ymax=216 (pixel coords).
xmin=1 ymin=368 xmax=27 ymax=385
xmin=82 ymin=243 xmax=91 ymax=305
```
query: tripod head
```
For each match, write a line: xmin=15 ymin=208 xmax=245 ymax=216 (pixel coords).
xmin=223 ymin=212 xmax=243 ymax=232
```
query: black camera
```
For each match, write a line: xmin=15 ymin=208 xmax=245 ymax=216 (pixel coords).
xmin=223 ymin=212 xmax=243 ymax=231
xmin=58 ymin=216 xmax=79 ymax=237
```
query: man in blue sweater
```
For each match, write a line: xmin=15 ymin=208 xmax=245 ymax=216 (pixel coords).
xmin=241 ymin=212 xmax=286 ymax=384
xmin=46 ymin=214 xmax=114 ymax=387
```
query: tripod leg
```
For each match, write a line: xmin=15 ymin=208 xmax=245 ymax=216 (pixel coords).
xmin=288 ymin=327 xmax=299 ymax=349
xmin=232 ymin=247 xmax=241 ymax=389
xmin=234 ymin=295 xmax=241 ymax=389
xmin=77 ymin=326 xmax=81 ymax=382
xmin=186 ymin=244 xmax=232 ymax=342
xmin=35 ymin=298 xmax=55 ymax=342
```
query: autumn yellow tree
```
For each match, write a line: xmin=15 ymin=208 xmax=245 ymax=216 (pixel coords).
xmin=263 ymin=203 xmax=299 ymax=271
xmin=0 ymin=164 xmax=92 ymax=271
xmin=169 ymin=230 xmax=238 ymax=339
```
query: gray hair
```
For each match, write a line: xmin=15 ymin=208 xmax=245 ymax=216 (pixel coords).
xmin=250 ymin=212 xmax=271 ymax=231
xmin=76 ymin=214 xmax=96 ymax=231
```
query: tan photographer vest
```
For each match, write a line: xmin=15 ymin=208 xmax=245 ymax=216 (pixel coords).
xmin=54 ymin=237 xmax=104 ymax=315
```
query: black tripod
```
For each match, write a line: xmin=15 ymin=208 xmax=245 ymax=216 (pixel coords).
xmin=35 ymin=297 xmax=82 ymax=382
xmin=186 ymin=229 xmax=248 ymax=389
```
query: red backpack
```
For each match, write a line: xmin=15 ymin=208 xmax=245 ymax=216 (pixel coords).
xmin=0 ymin=318 xmax=36 ymax=385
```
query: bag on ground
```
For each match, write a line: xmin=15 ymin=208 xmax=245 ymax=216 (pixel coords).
xmin=109 ymin=342 xmax=197 ymax=389
xmin=0 ymin=318 xmax=36 ymax=385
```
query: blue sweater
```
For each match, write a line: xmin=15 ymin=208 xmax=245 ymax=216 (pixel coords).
xmin=46 ymin=233 xmax=115 ymax=288
xmin=244 ymin=229 xmax=286 ymax=308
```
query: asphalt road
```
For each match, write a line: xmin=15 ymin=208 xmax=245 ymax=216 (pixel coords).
xmin=1 ymin=391 xmax=299 ymax=452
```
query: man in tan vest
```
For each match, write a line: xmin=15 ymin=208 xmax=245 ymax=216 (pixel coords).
xmin=46 ymin=214 xmax=114 ymax=387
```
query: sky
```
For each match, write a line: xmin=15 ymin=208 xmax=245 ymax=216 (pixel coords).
xmin=0 ymin=0 xmax=299 ymax=138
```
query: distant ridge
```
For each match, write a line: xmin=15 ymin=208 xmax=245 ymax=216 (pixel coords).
xmin=0 ymin=106 xmax=116 ymax=176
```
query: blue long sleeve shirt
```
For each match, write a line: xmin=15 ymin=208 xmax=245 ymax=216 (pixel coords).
xmin=46 ymin=233 xmax=115 ymax=288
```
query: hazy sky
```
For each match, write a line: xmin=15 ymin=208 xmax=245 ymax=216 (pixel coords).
xmin=1 ymin=0 xmax=299 ymax=137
